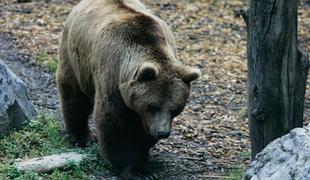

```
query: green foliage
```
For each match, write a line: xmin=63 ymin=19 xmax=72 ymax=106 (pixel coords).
xmin=211 ymin=0 xmax=219 ymax=6
xmin=37 ymin=51 xmax=47 ymax=63
xmin=0 ymin=113 xmax=109 ymax=179
xmin=2 ymin=166 xmax=39 ymax=180
xmin=0 ymin=114 xmax=65 ymax=160
xmin=47 ymin=59 xmax=58 ymax=74
xmin=230 ymin=165 xmax=244 ymax=180
xmin=79 ymin=145 xmax=112 ymax=173
xmin=6 ymin=166 xmax=22 ymax=179
xmin=228 ymin=151 xmax=250 ymax=179
xmin=37 ymin=51 xmax=58 ymax=73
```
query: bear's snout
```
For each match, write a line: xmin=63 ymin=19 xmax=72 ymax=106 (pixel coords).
xmin=146 ymin=112 xmax=172 ymax=140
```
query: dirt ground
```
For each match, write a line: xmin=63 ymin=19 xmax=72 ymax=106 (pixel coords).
xmin=0 ymin=0 xmax=309 ymax=179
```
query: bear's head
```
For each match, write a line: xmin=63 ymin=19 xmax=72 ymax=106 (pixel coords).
xmin=120 ymin=62 xmax=200 ymax=140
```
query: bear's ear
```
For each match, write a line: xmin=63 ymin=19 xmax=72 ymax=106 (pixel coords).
xmin=136 ymin=62 xmax=159 ymax=81
xmin=176 ymin=65 xmax=201 ymax=84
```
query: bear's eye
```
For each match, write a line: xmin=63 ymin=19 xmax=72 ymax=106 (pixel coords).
xmin=147 ymin=104 xmax=161 ymax=113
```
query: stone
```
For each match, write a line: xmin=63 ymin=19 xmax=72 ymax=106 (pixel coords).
xmin=0 ymin=60 xmax=36 ymax=134
xmin=243 ymin=124 xmax=310 ymax=180
xmin=16 ymin=152 xmax=86 ymax=173
xmin=36 ymin=19 xmax=47 ymax=26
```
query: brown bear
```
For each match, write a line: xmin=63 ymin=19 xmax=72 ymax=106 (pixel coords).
xmin=56 ymin=0 xmax=200 ymax=178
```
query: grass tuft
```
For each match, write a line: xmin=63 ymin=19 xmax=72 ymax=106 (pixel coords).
xmin=37 ymin=51 xmax=58 ymax=74
xmin=228 ymin=151 xmax=250 ymax=179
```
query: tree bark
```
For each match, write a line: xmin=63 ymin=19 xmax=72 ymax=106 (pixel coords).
xmin=244 ymin=0 xmax=309 ymax=159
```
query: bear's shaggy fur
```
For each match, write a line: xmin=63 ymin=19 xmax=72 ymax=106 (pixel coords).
xmin=57 ymin=0 xmax=200 ymax=178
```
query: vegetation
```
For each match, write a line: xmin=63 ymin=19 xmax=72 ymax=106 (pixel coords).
xmin=37 ymin=51 xmax=58 ymax=74
xmin=0 ymin=114 xmax=110 ymax=179
xmin=228 ymin=151 xmax=250 ymax=179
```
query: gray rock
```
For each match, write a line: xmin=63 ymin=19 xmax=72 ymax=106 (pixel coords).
xmin=0 ymin=60 xmax=36 ymax=134
xmin=16 ymin=152 xmax=86 ymax=173
xmin=243 ymin=125 xmax=310 ymax=180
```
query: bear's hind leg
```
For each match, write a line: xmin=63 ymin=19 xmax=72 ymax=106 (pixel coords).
xmin=57 ymin=66 xmax=93 ymax=147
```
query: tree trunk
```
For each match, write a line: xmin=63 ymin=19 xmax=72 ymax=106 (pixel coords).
xmin=242 ymin=0 xmax=309 ymax=159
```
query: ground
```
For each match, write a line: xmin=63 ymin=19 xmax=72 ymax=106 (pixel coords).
xmin=0 ymin=0 xmax=309 ymax=179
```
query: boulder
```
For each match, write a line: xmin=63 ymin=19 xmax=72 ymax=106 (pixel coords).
xmin=243 ymin=124 xmax=310 ymax=180
xmin=0 ymin=60 xmax=36 ymax=134
xmin=16 ymin=152 xmax=86 ymax=173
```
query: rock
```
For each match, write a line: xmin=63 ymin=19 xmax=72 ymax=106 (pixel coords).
xmin=243 ymin=124 xmax=310 ymax=180
xmin=16 ymin=152 xmax=86 ymax=173
xmin=36 ymin=19 xmax=47 ymax=26
xmin=0 ymin=60 xmax=36 ymax=134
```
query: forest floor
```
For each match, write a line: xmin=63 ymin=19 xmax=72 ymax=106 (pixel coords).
xmin=0 ymin=0 xmax=309 ymax=179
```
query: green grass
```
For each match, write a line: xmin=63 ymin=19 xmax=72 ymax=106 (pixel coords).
xmin=0 ymin=113 xmax=110 ymax=179
xmin=228 ymin=151 xmax=251 ymax=180
xmin=211 ymin=0 xmax=219 ymax=6
xmin=229 ymin=166 xmax=245 ymax=180
xmin=37 ymin=51 xmax=58 ymax=74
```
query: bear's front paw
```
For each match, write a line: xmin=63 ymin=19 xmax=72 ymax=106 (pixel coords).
xmin=119 ymin=165 xmax=158 ymax=180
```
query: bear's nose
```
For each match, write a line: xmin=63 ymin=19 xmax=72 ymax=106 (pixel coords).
xmin=157 ymin=131 xmax=171 ymax=139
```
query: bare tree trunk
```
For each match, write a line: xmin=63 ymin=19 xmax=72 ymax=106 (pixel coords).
xmin=242 ymin=0 xmax=309 ymax=159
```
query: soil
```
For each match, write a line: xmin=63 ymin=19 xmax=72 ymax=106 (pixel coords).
xmin=0 ymin=0 xmax=309 ymax=179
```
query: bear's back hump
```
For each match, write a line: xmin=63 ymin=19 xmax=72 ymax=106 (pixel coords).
xmin=67 ymin=0 xmax=166 ymax=47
